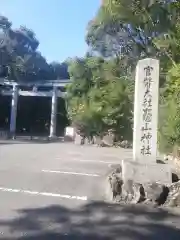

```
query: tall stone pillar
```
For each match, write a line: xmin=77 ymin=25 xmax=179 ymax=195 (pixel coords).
xmin=49 ymin=87 xmax=58 ymax=138
xmin=133 ymin=58 xmax=159 ymax=163
xmin=10 ymin=85 xmax=19 ymax=138
xmin=122 ymin=58 xmax=171 ymax=186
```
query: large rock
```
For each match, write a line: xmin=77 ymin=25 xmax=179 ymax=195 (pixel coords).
xmin=94 ymin=136 xmax=103 ymax=146
xmin=84 ymin=136 xmax=94 ymax=145
xmin=120 ymin=140 xmax=132 ymax=149
xmin=84 ymin=137 xmax=89 ymax=145
xmin=121 ymin=179 xmax=134 ymax=202
xmin=164 ymin=154 xmax=180 ymax=178
xmin=105 ymin=165 xmax=123 ymax=201
xmin=74 ymin=134 xmax=84 ymax=145
xmin=172 ymin=172 xmax=179 ymax=183
xmin=102 ymin=134 xmax=114 ymax=147
xmin=132 ymin=183 xmax=145 ymax=204
xmin=143 ymin=182 xmax=169 ymax=206
xmin=105 ymin=166 xmax=145 ymax=204
xmin=165 ymin=181 xmax=180 ymax=207
xmin=121 ymin=180 xmax=145 ymax=204
xmin=108 ymin=173 xmax=123 ymax=200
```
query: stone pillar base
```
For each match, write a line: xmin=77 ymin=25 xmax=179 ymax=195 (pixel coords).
xmin=122 ymin=160 xmax=172 ymax=185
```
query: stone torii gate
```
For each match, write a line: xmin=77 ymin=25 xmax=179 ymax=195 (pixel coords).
xmin=0 ymin=79 xmax=70 ymax=139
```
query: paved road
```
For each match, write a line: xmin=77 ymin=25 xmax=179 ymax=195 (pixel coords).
xmin=0 ymin=140 xmax=180 ymax=239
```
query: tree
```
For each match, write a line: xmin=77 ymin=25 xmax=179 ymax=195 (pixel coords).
xmin=159 ymin=63 xmax=180 ymax=154
xmin=0 ymin=15 xmax=69 ymax=82
xmin=49 ymin=62 xmax=69 ymax=79
xmin=156 ymin=2 xmax=180 ymax=154
xmin=0 ymin=16 xmax=40 ymax=81
xmin=0 ymin=15 xmax=70 ymax=135
xmin=66 ymin=56 xmax=133 ymax=140
xmin=86 ymin=0 xmax=180 ymax=82
xmin=83 ymin=0 xmax=180 ymax=151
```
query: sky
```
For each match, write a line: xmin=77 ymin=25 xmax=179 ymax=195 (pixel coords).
xmin=1 ymin=0 xmax=100 ymax=63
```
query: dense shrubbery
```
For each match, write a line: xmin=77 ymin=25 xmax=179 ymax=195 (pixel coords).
xmin=66 ymin=57 xmax=133 ymax=140
xmin=159 ymin=64 xmax=180 ymax=154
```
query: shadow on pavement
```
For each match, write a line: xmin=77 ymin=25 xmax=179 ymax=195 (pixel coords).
xmin=0 ymin=201 xmax=180 ymax=239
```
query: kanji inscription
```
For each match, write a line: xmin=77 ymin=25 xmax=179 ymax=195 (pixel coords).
xmin=133 ymin=58 xmax=159 ymax=162
xmin=140 ymin=66 xmax=154 ymax=156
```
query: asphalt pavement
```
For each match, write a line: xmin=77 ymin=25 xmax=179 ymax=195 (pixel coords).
xmin=0 ymin=140 xmax=180 ymax=239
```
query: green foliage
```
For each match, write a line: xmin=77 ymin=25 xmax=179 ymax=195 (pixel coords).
xmin=66 ymin=56 xmax=133 ymax=140
xmin=87 ymin=0 xmax=180 ymax=75
xmin=159 ymin=97 xmax=180 ymax=154
xmin=0 ymin=15 xmax=69 ymax=81
xmin=3 ymin=1 xmax=180 ymax=151
xmin=159 ymin=63 xmax=180 ymax=154
xmin=66 ymin=0 xmax=180 ymax=153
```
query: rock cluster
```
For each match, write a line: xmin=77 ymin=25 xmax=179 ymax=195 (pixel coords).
xmin=165 ymin=181 xmax=180 ymax=207
xmin=106 ymin=165 xmax=180 ymax=207
xmin=73 ymin=133 xmax=132 ymax=148
xmin=64 ymin=126 xmax=132 ymax=148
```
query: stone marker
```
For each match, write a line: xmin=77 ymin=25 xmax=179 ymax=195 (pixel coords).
xmin=122 ymin=58 xmax=171 ymax=185
xmin=74 ymin=134 xmax=83 ymax=145
xmin=64 ymin=126 xmax=75 ymax=141
xmin=65 ymin=127 xmax=75 ymax=137
xmin=133 ymin=58 xmax=159 ymax=162
xmin=102 ymin=134 xmax=114 ymax=147
xmin=94 ymin=136 xmax=102 ymax=146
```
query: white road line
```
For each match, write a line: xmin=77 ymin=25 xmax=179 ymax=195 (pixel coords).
xmin=76 ymin=159 xmax=118 ymax=164
xmin=0 ymin=187 xmax=87 ymax=201
xmin=42 ymin=169 xmax=100 ymax=177
xmin=55 ymin=158 xmax=118 ymax=165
